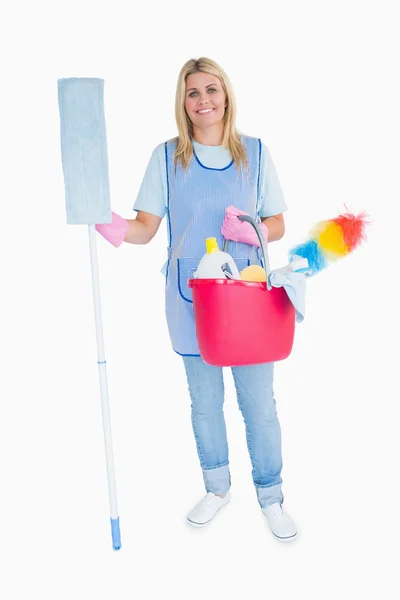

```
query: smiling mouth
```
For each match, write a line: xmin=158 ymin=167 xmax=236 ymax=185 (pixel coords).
xmin=196 ymin=108 xmax=215 ymax=114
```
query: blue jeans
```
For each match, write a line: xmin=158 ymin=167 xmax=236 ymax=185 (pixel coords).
xmin=182 ymin=357 xmax=283 ymax=509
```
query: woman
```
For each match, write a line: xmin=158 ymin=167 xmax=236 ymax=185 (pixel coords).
xmin=97 ymin=57 xmax=297 ymax=541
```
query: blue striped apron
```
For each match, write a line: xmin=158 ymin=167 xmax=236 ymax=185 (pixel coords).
xmin=164 ymin=135 xmax=263 ymax=356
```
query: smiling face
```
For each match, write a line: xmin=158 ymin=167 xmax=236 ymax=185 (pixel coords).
xmin=184 ymin=71 xmax=227 ymax=135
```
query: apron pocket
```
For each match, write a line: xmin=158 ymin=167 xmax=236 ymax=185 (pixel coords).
xmin=177 ymin=257 xmax=251 ymax=303
xmin=177 ymin=258 xmax=202 ymax=302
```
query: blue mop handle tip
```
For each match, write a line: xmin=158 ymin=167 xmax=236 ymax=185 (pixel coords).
xmin=111 ymin=517 xmax=121 ymax=551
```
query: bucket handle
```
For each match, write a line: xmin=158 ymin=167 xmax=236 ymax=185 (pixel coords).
xmin=223 ymin=215 xmax=272 ymax=290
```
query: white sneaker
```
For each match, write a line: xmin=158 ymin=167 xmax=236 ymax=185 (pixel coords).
xmin=262 ymin=503 xmax=297 ymax=541
xmin=187 ymin=492 xmax=230 ymax=526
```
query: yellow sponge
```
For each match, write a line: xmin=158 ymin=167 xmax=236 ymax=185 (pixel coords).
xmin=240 ymin=265 xmax=267 ymax=282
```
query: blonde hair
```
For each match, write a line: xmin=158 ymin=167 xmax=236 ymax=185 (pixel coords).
xmin=174 ymin=57 xmax=248 ymax=172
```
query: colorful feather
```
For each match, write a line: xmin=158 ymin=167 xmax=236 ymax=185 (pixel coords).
xmin=311 ymin=220 xmax=349 ymax=259
xmin=331 ymin=210 xmax=369 ymax=251
xmin=289 ymin=209 xmax=368 ymax=276
xmin=288 ymin=239 xmax=326 ymax=276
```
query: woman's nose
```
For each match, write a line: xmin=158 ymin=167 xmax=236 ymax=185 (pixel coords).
xmin=198 ymin=94 xmax=210 ymax=104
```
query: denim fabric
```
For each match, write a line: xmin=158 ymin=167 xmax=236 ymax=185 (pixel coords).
xmin=57 ymin=77 xmax=112 ymax=225
xmin=182 ymin=356 xmax=284 ymax=509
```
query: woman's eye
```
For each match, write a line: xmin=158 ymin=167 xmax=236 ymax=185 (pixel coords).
xmin=188 ymin=88 xmax=217 ymax=97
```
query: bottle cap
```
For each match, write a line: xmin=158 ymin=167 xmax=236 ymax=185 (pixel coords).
xmin=205 ymin=237 xmax=219 ymax=254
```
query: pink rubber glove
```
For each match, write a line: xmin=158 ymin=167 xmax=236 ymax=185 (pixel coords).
xmin=221 ymin=205 xmax=268 ymax=247
xmin=95 ymin=211 xmax=129 ymax=248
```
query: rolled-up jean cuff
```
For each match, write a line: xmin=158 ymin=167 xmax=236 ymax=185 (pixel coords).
xmin=256 ymin=482 xmax=283 ymax=509
xmin=202 ymin=464 xmax=231 ymax=495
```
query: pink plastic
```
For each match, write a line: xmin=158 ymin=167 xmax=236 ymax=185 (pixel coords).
xmin=221 ymin=205 xmax=268 ymax=247
xmin=188 ymin=278 xmax=295 ymax=367
xmin=95 ymin=211 xmax=129 ymax=247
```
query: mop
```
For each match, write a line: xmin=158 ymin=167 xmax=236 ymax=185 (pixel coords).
xmin=57 ymin=77 xmax=121 ymax=551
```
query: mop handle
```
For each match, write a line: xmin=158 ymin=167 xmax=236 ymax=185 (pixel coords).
xmin=223 ymin=215 xmax=272 ymax=290
xmin=87 ymin=225 xmax=121 ymax=551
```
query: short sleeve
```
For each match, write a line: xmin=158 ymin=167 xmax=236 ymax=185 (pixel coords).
xmin=133 ymin=143 xmax=167 ymax=219
xmin=257 ymin=142 xmax=288 ymax=217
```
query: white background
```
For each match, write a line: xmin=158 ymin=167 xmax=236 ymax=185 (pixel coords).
xmin=1 ymin=1 xmax=399 ymax=598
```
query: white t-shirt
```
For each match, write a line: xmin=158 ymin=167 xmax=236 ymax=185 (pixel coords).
xmin=133 ymin=139 xmax=287 ymax=218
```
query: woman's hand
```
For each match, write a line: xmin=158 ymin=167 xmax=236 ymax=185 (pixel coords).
xmin=95 ymin=210 xmax=162 ymax=246
xmin=95 ymin=211 xmax=129 ymax=247
xmin=221 ymin=205 xmax=268 ymax=247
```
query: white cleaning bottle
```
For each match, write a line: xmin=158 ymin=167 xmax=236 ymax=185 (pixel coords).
xmin=194 ymin=237 xmax=241 ymax=279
